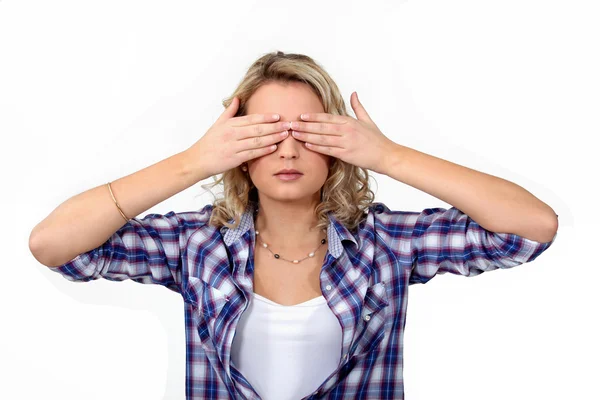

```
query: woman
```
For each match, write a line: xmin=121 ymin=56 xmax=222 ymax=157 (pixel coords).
xmin=29 ymin=51 xmax=558 ymax=400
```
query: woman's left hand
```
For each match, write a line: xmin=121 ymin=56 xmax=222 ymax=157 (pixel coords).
xmin=290 ymin=91 xmax=398 ymax=175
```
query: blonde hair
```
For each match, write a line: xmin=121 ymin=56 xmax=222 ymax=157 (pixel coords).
xmin=200 ymin=50 xmax=377 ymax=232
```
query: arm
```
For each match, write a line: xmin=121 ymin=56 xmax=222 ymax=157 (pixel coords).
xmin=29 ymin=149 xmax=207 ymax=267
xmin=382 ymin=144 xmax=558 ymax=243
xmin=371 ymin=203 xmax=556 ymax=285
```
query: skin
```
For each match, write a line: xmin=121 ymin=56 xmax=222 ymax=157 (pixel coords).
xmin=245 ymin=81 xmax=558 ymax=253
xmin=244 ymin=81 xmax=332 ymax=253
xmin=291 ymin=92 xmax=558 ymax=243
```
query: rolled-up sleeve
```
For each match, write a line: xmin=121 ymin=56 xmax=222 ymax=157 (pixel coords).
xmin=48 ymin=205 xmax=212 ymax=294
xmin=407 ymin=206 xmax=557 ymax=285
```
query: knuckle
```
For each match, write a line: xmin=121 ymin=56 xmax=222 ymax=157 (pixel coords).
xmin=224 ymin=126 xmax=235 ymax=138
xmin=252 ymin=135 xmax=262 ymax=146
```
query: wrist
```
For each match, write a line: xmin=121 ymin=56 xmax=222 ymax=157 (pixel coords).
xmin=179 ymin=149 xmax=211 ymax=184
xmin=381 ymin=143 xmax=406 ymax=177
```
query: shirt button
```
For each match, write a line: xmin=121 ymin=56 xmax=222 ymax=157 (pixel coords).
xmin=325 ymin=284 xmax=332 ymax=291
xmin=363 ymin=314 xmax=371 ymax=321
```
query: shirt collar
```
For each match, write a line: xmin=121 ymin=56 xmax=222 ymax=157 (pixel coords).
xmin=219 ymin=202 xmax=359 ymax=260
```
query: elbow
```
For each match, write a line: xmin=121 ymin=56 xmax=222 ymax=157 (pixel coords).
xmin=535 ymin=213 xmax=558 ymax=243
xmin=531 ymin=208 xmax=559 ymax=243
xmin=29 ymin=231 xmax=58 ymax=267
xmin=29 ymin=231 xmax=48 ymax=266
xmin=544 ymin=214 xmax=559 ymax=243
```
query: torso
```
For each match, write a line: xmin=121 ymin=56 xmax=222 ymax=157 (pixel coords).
xmin=252 ymin=242 xmax=329 ymax=306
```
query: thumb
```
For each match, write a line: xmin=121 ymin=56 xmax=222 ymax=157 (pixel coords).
xmin=217 ymin=96 xmax=239 ymax=123
xmin=350 ymin=92 xmax=373 ymax=123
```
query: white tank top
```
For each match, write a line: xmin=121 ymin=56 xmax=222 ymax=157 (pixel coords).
xmin=231 ymin=291 xmax=343 ymax=400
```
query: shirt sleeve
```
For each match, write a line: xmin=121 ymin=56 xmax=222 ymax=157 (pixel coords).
xmin=408 ymin=206 xmax=557 ymax=284
xmin=370 ymin=203 xmax=557 ymax=285
xmin=47 ymin=205 xmax=213 ymax=294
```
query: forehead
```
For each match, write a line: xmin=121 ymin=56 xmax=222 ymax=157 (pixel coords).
xmin=246 ymin=82 xmax=324 ymax=117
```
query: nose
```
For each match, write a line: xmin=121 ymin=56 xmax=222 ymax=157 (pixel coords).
xmin=276 ymin=130 xmax=302 ymax=159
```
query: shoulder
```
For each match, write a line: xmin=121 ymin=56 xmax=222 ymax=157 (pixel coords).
xmin=368 ymin=201 xmax=422 ymax=233
xmin=369 ymin=202 xmax=454 ymax=229
xmin=366 ymin=202 xmax=450 ymax=254
xmin=141 ymin=203 xmax=213 ymax=225
xmin=135 ymin=203 xmax=216 ymax=239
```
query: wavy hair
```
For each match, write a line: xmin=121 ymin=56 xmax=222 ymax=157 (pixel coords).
xmin=200 ymin=50 xmax=378 ymax=233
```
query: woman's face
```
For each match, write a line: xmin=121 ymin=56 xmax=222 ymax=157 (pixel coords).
xmin=244 ymin=81 xmax=332 ymax=204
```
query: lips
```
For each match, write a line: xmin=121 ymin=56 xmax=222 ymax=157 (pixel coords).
xmin=275 ymin=172 xmax=303 ymax=181
xmin=275 ymin=169 xmax=303 ymax=175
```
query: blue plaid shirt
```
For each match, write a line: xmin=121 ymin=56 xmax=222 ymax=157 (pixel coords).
xmin=49 ymin=201 xmax=556 ymax=399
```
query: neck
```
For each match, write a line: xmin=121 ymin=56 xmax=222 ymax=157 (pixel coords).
xmin=253 ymin=197 xmax=326 ymax=250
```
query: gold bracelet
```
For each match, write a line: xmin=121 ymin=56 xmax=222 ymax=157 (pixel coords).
xmin=107 ymin=182 xmax=130 ymax=222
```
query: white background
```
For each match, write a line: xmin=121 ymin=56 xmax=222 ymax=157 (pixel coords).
xmin=1 ymin=0 xmax=597 ymax=399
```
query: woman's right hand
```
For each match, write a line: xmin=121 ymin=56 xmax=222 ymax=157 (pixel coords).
xmin=185 ymin=96 xmax=290 ymax=178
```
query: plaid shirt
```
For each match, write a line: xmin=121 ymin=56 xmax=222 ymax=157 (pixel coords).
xmin=49 ymin=201 xmax=556 ymax=399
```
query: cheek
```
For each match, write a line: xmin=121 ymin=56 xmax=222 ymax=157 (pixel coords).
xmin=247 ymin=157 xmax=267 ymax=171
xmin=310 ymin=156 xmax=332 ymax=179
xmin=311 ymin=153 xmax=331 ymax=166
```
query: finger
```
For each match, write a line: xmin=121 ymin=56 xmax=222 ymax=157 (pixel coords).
xmin=350 ymin=92 xmax=374 ymax=123
xmin=235 ymin=120 xmax=291 ymax=141
xmin=299 ymin=112 xmax=346 ymax=124
xmin=236 ymin=131 xmax=289 ymax=153
xmin=238 ymin=143 xmax=279 ymax=162
xmin=216 ymin=96 xmax=240 ymax=124
xmin=303 ymin=142 xmax=340 ymax=157
xmin=231 ymin=112 xmax=281 ymax=128
xmin=291 ymin=131 xmax=343 ymax=147
xmin=295 ymin=113 xmax=347 ymax=134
